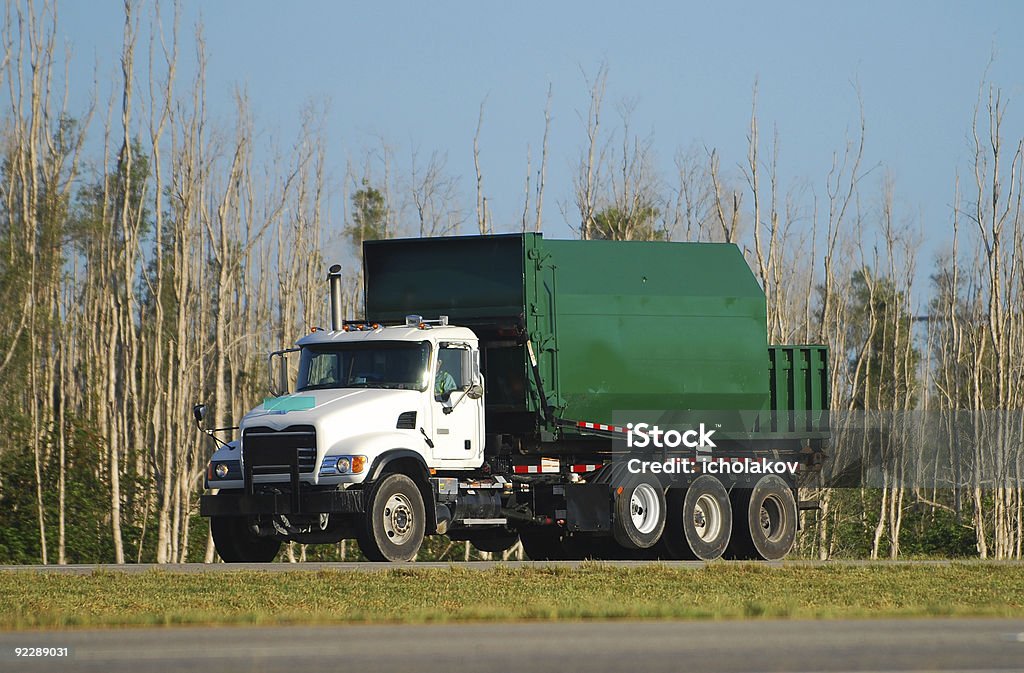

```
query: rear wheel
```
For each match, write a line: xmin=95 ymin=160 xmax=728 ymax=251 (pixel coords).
xmin=612 ymin=476 xmax=666 ymax=549
xmin=653 ymin=488 xmax=695 ymax=559
xmin=681 ymin=475 xmax=732 ymax=560
xmin=210 ymin=516 xmax=281 ymax=563
xmin=728 ymin=475 xmax=797 ymax=561
xmin=357 ymin=473 xmax=426 ymax=562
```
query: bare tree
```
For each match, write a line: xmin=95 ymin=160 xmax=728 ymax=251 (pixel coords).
xmin=473 ymin=97 xmax=490 ymax=234
xmin=573 ymin=63 xmax=608 ymax=240
xmin=410 ymin=149 xmax=462 ymax=237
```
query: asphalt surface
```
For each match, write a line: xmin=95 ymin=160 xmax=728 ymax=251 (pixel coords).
xmin=2 ymin=618 xmax=1024 ymax=673
xmin=3 ymin=559 xmax=1024 ymax=573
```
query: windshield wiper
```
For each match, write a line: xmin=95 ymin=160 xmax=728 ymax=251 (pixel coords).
xmin=298 ymin=383 xmax=339 ymax=391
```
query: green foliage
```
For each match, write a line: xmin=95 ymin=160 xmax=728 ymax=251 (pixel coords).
xmin=844 ymin=268 xmax=920 ymax=410
xmin=346 ymin=180 xmax=388 ymax=246
xmin=899 ymin=503 xmax=977 ymax=558
xmin=798 ymin=488 xmax=979 ymax=559
xmin=928 ymin=262 xmax=998 ymax=408
xmin=590 ymin=204 xmax=666 ymax=241
xmin=0 ymin=417 xmax=118 ymax=563
xmin=69 ymin=138 xmax=153 ymax=246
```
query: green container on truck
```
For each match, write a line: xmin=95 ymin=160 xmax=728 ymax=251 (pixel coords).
xmin=199 ymin=233 xmax=829 ymax=562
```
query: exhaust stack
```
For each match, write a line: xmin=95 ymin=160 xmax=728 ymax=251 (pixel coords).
xmin=327 ymin=264 xmax=343 ymax=331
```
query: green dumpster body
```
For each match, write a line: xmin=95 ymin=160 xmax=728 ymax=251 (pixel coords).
xmin=363 ymin=233 xmax=827 ymax=445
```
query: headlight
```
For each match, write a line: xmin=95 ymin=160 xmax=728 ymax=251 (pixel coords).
xmin=210 ymin=460 xmax=240 ymax=480
xmin=320 ymin=455 xmax=367 ymax=476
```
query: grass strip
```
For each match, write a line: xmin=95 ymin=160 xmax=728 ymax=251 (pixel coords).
xmin=1 ymin=562 xmax=1022 ymax=630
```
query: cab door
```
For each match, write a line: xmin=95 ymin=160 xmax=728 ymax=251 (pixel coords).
xmin=430 ymin=343 xmax=484 ymax=466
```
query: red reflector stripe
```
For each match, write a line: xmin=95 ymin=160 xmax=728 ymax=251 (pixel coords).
xmin=577 ymin=421 xmax=627 ymax=433
xmin=512 ymin=464 xmax=560 ymax=474
xmin=570 ymin=464 xmax=603 ymax=473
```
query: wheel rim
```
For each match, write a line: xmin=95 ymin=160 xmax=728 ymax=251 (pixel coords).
xmin=629 ymin=483 xmax=661 ymax=535
xmin=693 ymin=493 xmax=722 ymax=542
xmin=382 ymin=492 xmax=415 ymax=544
xmin=759 ymin=494 xmax=786 ymax=543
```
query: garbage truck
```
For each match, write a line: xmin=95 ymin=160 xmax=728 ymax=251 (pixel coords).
xmin=198 ymin=233 xmax=829 ymax=562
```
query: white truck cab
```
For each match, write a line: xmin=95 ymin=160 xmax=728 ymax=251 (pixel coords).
xmin=201 ymin=313 xmax=492 ymax=562
xmin=261 ymin=318 xmax=483 ymax=477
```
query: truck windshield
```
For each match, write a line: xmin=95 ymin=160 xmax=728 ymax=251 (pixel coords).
xmin=297 ymin=341 xmax=431 ymax=392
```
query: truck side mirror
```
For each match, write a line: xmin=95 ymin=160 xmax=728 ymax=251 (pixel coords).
xmin=193 ymin=403 xmax=207 ymax=427
xmin=268 ymin=349 xmax=299 ymax=397
xmin=466 ymin=384 xmax=484 ymax=400
xmin=277 ymin=356 xmax=289 ymax=396
xmin=460 ymin=349 xmax=480 ymax=389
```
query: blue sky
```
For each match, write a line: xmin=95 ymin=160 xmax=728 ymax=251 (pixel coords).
xmin=57 ymin=1 xmax=1024 ymax=273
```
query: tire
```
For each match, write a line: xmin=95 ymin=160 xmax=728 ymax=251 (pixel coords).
xmin=210 ymin=516 xmax=281 ymax=563
xmin=729 ymin=474 xmax=797 ymax=561
xmin=612 ymin=476 xmax=667 ymax=549
xmin=681 ymin=475 xmax=732 ymax=560
xmin=653 ymin=488 xmax=696 ymax=560
xmin=725 ymin=488 xmax=757 ymax=560
xmin=357 ymin=473 xmax=426 ymax=562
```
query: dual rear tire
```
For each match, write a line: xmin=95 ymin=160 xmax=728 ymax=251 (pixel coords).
xmin=726 ymin=474 xmax=798 ymax=561
xmin=658 ymin=474 xmax=798 ymax=561
xmin=522 ymin=474 xmax=798 ymax=561
xmin=657 ymin=475 xmax=732 ymax=560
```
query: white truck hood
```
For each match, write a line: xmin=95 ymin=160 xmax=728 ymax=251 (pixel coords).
xmin=241 ymin=388 xmax=422 ymax=433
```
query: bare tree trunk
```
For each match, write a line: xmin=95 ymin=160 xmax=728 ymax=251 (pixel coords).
xmin=473 ymin=98 xmax=489 ymax=234
xmin=534 ymin=83 xmax=552 ymax=232
xmin=574 ymin=64 xmax=608 ymax=240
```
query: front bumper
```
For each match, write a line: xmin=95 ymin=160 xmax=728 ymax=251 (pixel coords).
xmin=200 ymin=488 xmax=365 ymax=517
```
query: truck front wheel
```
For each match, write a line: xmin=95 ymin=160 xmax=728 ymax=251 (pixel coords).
xmin=357 ymin=473 xmax=426 ymax=562
xmin=210 ymin=516 xmax=282 ymax=563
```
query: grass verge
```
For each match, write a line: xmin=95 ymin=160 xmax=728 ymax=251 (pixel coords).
xmin=2 ymin=562 xmax=1022 ymax=630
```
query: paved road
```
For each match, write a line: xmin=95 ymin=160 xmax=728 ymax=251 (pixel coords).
xmin=2 ymin=559 xmax=1024 ymax=573
xmin=2 ymin=618 xmax=1024 ymax=673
